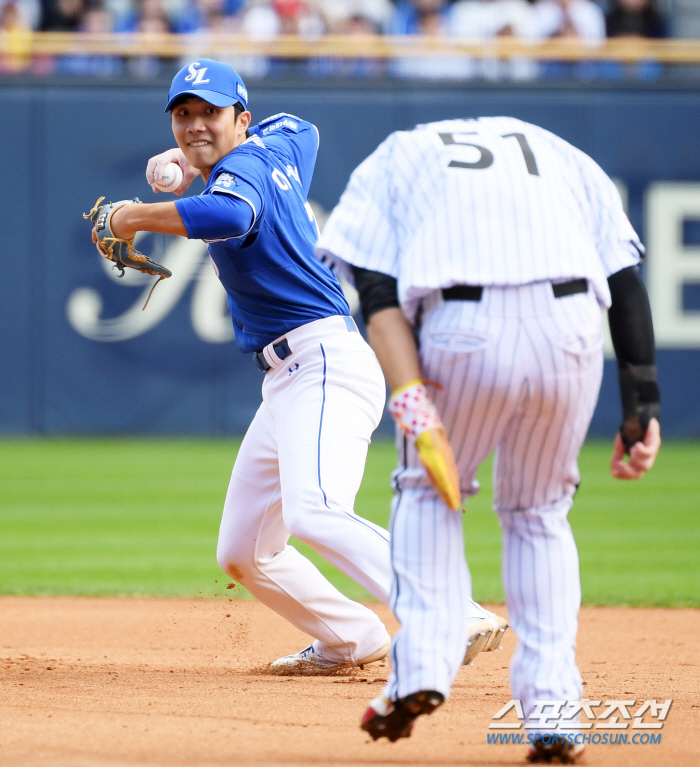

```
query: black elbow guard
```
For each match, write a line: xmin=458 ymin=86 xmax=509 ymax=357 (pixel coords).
xmin=618 ymin=363 xmax=660 ymax=452
xmin=351 ymin=265 xmax=400 ymax=324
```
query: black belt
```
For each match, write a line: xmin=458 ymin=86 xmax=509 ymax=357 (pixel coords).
xmin=442 ymin=279 xmax=588 ymax=302
xmin=442 ymin=285 xmax=483 ymax=301
xmin=552 ymin=278 xmax=589 ymax=298
xmin=254 ymin=338 xmax=292 ymax=372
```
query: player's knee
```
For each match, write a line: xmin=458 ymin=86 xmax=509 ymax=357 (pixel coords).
xmin=216 ymin=536 xmax=255 ymax=582
xmin=282 ymin=509 xmax=319 ymax=543
xmin=283 ymin=518 xmax=311 ymax=543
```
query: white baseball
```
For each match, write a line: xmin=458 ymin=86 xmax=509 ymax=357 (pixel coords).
xmin=154 ymin=162 xmax=184 ymax=193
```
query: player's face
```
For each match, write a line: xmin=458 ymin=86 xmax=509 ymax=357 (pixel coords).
xmin=171 ymin=97 xmax=251 ymax=178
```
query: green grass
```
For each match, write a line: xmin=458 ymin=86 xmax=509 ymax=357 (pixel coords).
xmin=461 ymin=442 xmax=700 ymax=607
xmin=0 ymin=439 xmax=697 ymax=606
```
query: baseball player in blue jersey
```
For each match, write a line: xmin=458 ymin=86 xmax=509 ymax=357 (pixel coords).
xmin=89 ymin=58 xmax=392 ymax=671
xmin=317 ymin=117 xmax=662 ymax=763
xmin=91 ymin=59 xmax=506 ymax=677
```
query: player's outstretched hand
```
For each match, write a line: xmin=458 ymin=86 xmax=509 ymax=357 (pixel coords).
xmin=610 ymin=417 xmax=660 ymax=480
xmin=146 ymin=148 xmax=200 ymax=195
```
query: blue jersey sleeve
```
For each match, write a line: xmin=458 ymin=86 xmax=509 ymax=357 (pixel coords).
xmin=208 ymin=159 xmax=264 ymax=218
xmin=175 ymin=150 xmax=267 ymax=243
xmin=250 ymin=114 xmax=319 ymax=197
xmin=174 ymin=150 xmax=265 ymax=241
xmin=175 ymin=192 xmax=256 ymax=241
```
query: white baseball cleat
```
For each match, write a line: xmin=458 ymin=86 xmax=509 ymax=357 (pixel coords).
xmin=463 ymin=613 xmax=509 ymax=665
xmin=270 ymin=638 xmax=390 ymax=676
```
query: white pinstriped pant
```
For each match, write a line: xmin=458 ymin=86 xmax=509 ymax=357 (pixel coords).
xmin=385 ymin=282 xmax=604 ymax=721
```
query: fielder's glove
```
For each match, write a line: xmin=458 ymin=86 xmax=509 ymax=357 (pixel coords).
xmin=388 ymin=380 xmax=462 ymax=510
xmin=84 ymin=196 xmax=172 ymax=309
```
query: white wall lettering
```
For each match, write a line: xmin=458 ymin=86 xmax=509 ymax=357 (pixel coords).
xmin=646 ymin=183 xmax=700 ymax=348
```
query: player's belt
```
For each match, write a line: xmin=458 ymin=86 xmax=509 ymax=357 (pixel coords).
xmin=442 ymin=285 xmax=483 ymax=301
xmin=254 ymin=339 xmax=292 ymax=372
xmin=551 ymin=278 xmax=588 ymax=298
xmin=253 ymin=316 xmax=358 ymax=372
xmin=442 ymin=279 xmax=588 ymax=302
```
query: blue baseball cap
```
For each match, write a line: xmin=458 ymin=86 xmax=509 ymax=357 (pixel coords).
xmin=165 ymin=59 xmax=248 ymax=112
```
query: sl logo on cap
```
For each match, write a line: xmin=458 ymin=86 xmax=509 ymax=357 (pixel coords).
xmin=185 ymin=62 xmax=210 ymax=85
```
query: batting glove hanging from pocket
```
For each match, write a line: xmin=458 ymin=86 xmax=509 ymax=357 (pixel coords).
xmin=388 ymin=379 xmax=462 ymax=511
xmin=84 ymin=196 xmax=172 ymax=309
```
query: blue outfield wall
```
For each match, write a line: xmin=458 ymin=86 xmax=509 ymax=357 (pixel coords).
xmin=1 ymin=80 xmax=699 ymax=436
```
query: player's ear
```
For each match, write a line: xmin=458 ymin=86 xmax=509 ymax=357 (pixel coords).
xmin=237 ymin=110 xmax=252 ymax=132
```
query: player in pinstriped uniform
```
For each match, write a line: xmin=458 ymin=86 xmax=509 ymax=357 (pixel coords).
xmin=317 ymin=116 xmax=661 ymax=761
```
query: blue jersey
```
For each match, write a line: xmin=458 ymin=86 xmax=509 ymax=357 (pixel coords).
xmin=176 ymin=113 xmax=349 ymax=354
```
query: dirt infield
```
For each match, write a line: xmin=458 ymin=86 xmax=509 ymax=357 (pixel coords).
xmin=0 ymin=598 xmax=697 ymax=766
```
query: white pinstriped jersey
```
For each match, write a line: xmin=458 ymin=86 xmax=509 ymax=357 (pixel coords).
xmin=317 ymin=117 xmax=643 ymax=323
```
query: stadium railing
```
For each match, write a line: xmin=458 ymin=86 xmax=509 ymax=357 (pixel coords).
xmin=2 ymin=33 xmax=700 ymax=63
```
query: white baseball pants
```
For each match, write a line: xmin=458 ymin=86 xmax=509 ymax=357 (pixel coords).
xmin=385 ymin=283 xmax=604 ymax=721
xmin=216 ymin=316 xmax=392 ymax=663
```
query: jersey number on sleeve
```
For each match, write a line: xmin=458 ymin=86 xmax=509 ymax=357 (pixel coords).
xmin=438 ymin=132 xmax=539 ymax=177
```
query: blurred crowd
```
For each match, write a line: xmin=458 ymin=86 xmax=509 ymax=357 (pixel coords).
xmin=0 ymin=0 xmax=675 ymax=78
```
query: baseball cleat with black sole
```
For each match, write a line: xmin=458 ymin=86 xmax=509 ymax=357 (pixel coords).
xmin=526 ymin=737 xmax=585 ymax=764
xmin=361 ymin=690 xmax=445 ymax=742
